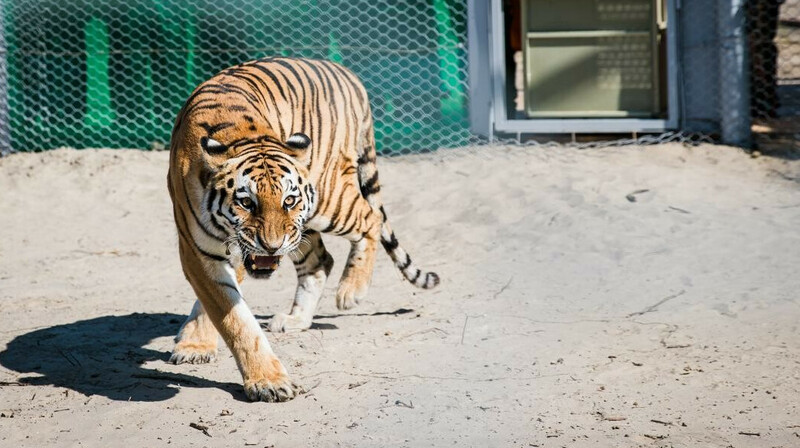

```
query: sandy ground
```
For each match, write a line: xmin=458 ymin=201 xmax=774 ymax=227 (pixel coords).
xmin=0 ymin=143 xmax=799 ymax=447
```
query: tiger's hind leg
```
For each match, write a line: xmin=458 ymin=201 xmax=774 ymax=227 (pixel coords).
xmin=268 ymin=231 xmax=334 ymax=332
xmin=334 ymin=198 xmax=382 ymax=310
xmin=170 ymin=300 xmax=220 ymax=364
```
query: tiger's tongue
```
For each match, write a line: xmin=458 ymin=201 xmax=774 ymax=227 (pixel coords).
xmin=249 ymin=254 xmax=280 ymax=270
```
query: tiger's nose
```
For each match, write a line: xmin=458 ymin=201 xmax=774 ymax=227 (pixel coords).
xmin=257 ymin=234 xmax=282 ymax=254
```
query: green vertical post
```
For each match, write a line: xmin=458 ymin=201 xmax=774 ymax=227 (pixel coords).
xmin=434 ymin=0 xmax=465 ymax=119
xmin=83 ymin=17 xmax=113 ymax=129
xmin=328 ymin=32 xmax=342 ymax=64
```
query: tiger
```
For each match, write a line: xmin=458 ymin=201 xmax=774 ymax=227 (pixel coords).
xmin=166 ymin=57 xmax=440 ymax=402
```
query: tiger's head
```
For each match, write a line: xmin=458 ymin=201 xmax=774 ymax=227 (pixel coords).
xmin=204 ymin=133 xmax=316 ymax=278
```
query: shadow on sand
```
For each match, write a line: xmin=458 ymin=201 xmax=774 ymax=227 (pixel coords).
xmin=0 ymin=308 xmax=416 ymax=401
xmin=0 ymin=313 xmax=245 ymax=402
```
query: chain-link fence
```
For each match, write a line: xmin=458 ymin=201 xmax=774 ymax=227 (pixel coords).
xmin=1 ymin=0 xmax=470 ymax=154
xmin=0 ymin=0 xmax=798 ymax=155
xmin=750 ymin=0 xmax=800 ymax=153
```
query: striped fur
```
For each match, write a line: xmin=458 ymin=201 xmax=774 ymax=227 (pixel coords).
xmin=166 ymin=57 xmax=439 ymax=401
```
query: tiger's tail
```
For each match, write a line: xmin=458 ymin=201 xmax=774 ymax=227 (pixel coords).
xmin=356 ymin=114 xmax=440 ymax=290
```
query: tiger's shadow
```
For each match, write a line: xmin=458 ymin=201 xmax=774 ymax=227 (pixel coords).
xmin=0 ymin=313 xmax=245 ymax=402
xmin=1 ymin=308 xmax=414 ymax=402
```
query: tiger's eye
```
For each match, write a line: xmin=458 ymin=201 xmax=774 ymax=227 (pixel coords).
xmin=283 ymin=196 xmax=296 ymax=208
xmin=239 ymin=197 xmax=254 ymax=209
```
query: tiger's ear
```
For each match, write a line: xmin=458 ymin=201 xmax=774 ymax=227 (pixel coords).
xmin=286 ymin=133 xmax=311 ymax=150
xmin=201 ymin=137 xmax=227 ymax=154
xmin=285 ymin=133 xmax=312 ymax=163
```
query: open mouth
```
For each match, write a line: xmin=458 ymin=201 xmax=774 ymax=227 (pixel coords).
xmin=244 ymin=254 xmax=282 ymax=278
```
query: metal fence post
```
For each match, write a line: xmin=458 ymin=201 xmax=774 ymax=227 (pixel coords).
xmin=717 ymin=0 xmax=752 ymax=147
xmin=467 ymin=0 xmax=491 ymax=138
xmin=0 ymin=0 xmax=11 ymax=155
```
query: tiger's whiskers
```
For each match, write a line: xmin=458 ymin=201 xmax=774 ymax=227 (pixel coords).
xmin=223 ymin=236 xmax=239 ymax=256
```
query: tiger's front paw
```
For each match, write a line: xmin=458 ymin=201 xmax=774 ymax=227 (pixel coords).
xmin=336 ymin=275 xmax=369 ymax=310
xmin=268 ymin=313 xmax=312 ymax=332
xmin=244 ymin=375 xmax=304 ymax=402
xmin=170 ymin=341 xmax=217 ymax=364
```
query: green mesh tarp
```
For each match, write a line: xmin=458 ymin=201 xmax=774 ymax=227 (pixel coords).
xmin=3 ymin=0 xmax=469 ymax=154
